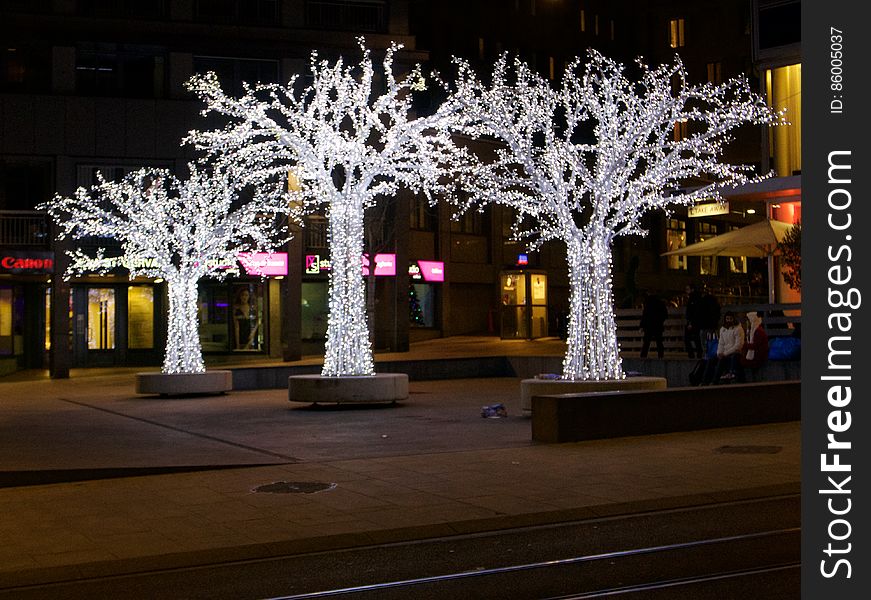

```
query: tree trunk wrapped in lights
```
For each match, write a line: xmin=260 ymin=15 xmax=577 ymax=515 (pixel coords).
xmin=41 ymin=162 xmax=290 ymax=374
xmin=448 ymin=50 xmax=783 ymax=380
xmin=186 ymin=40 xmax=470 ymax=377
xmin=323 ymin=196 xmax=373 ymax=375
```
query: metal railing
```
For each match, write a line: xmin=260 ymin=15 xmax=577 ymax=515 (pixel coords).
xmin=0 ymin=211 xmax=51 ymax=247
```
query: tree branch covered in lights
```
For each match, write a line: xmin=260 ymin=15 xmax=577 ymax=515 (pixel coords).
xmin=186 ymin=40 xmax=470 ymax=376
xmin=449 ymin=50 xmax=782 ymax=380
xmin=40 ymin=161 xmax=291 ymax=374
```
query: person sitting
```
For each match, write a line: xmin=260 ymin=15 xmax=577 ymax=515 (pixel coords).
xmin=736 ymin=311 xmax=769 ymax=382
xmin=701 ymin=311 xmax=745 ymax=385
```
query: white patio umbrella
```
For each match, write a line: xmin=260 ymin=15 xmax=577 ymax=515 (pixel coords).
xmin=661 ymin=219 xmax=794 ymax=303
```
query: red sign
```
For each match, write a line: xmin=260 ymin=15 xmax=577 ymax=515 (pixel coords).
xmin=0 ymin=250 xmax=54 ymax=274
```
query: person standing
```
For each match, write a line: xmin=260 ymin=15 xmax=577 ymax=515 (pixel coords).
xmin=683 ymin=283 xmax=704 ymax=358
xmin=640 ymin=292 xmax=668 ymax=358
xmin=699 ymin=285 xmax=722 ymax=351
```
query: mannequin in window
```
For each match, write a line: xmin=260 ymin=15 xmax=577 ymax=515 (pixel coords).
xmin=233 ymin=288 xmax=259 ymax=350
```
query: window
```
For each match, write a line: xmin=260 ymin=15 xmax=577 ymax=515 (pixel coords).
xmin=548 ymin=56 xmax=555 ymax=80
xmin=669 ymin=18 xmax=685 ymax=48
xmin=197 ymin=282 xmax=265 ymax=352
xmin=304 ymin=215 xmax=329 ymax=248
xmin=0 ymin=159 xmax=52 ymax=211
xmin=594 ymin=14 xmax=599 ymax=36
xmin=77 ymin=0 xmax=168 ymax=18
xmin=127 ymin=286 xmax=154 ymax=349
xmin=87 ymin=288 xmax=115 ymax=350
xmin=76 ymin=43 xmax=166 ymax=98
xmin=706 ymin=62 xmax=722 ymax=84
xmin=673 ymin=120 xmax=688 ymax=142
xmin=1 ymin=46 xmax=50 ymax=92
xmin=478 ymin=37 xmax=485 ymax=60
xmin=580 ymin=9 xmax=586 ymax=32
xmin=0 ymin=287 xmax=14 ymax=355
xmin=727 ymin=226 xmax=748 ymax=273
xmin=451 ymin=210 xmax=483 ymax=235
xmin=696 ymin=222 xmax=718 ymax=275
xmin=666 ymin=219 xmax=687 ymax=270
xmin=305 ymin=0 xmax=387 ymax=33
xmin=192 ymin=56 xmax=280 ymax=97
xmin=195 ymin=0 xmax=278 ymax=24
xmin=409 ymin=283 xmax=436 ymax=328
xmin=765 ymin=64 xmax=801 ymax=176
xmin=410 ymin=198 xmax=436 ymax=231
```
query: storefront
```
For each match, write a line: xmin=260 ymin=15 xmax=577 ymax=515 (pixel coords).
xmin=0 ymin=249 xmax=53 ymax=372
xmin=303 ymin=252 xmax=445 ymax=345
xmin=65 ymin=280 xmax=163 ymax=367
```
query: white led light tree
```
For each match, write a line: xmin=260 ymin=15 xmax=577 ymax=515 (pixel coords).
xmin=186 ymin=41 xmax=469 ymax=377
xmin=41 ymin=161 xmax=290 ymax=374
xmin=449 ymin=50 xmax=780 ymax=380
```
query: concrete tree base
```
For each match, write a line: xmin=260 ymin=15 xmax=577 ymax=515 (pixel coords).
xmin=135 ymin=371 xmax=233 ymax=396
xmin=520 ymin=376 xmax=667 ymax=413
xmin=289 ymin=373 xmax=409 ymax=405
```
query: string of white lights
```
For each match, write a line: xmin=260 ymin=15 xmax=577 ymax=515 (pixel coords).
xmin=40 ymin=161 xmax=290 ymax=375
xmin=186 ymin=39 xmax=472 ymax=377
xmin=447 ymin=49 xmax=783 ymax=380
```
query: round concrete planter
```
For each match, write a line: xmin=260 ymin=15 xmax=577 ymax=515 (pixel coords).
xmin=520 ymin=376 xmax=667 ymax=413
xmin=289 ymin=373 xmax=409 ymax=405
xmin=135 ymin=370 xmax=233 ymax=396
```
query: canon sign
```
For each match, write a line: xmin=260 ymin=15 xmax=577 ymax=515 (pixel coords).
xmin=0 ymin=251 xmax=55 ymax=274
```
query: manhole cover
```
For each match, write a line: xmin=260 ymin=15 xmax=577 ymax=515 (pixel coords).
xmin=715 ymin=445 xmax=783 ymax=454
xmin=252 ymin=481 xmax=336 ymax=494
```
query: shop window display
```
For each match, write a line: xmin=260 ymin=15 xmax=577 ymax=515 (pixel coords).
xmin=232 ymin=285 xmax=262 ymax=351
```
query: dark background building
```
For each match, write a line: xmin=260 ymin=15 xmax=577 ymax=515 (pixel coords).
xmin=0 ymin=0 xmax=800 ymax=377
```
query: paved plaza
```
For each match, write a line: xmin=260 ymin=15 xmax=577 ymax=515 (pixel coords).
xmin=0 ymin=338 xmax=800 ymax=590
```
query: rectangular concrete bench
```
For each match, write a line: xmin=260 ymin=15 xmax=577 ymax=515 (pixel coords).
xmin=531 ymin=381 xmax=799 ymax=443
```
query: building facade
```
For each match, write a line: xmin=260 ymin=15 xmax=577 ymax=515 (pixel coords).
xmin=0 ymin=0 xmax=800 ymax=376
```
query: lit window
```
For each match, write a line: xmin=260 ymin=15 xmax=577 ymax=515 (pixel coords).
xmin=706 ymin=61 xmax=722 ymax=84
xmin=766 ymin=64 xmax=802 ymax=176
xmin=478 ymin=37 xmax=485 ymax=60
xmin=666 ymin=219 xmax=687 ymax=270
xmin=697 ymin=222 xmax=718 ymax=275
xmin=673 ymin=120 xmax=688 ymax=142
xmin=580 ymin=9 xmax=586 ymax=32
xmin=594 ymin=14 xmax=599 ymax=36
xmin=669 ymin=18 xmax=685 ymax=48
xmin=128 ymin=286 xmax=154 ymax=349
xmin=549 ymin=56 xmax=555 ymax=80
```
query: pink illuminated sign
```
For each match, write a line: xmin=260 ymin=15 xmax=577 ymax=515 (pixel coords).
xmin=238 ymin=252 xmax=288 ymax=276
xmin=417 ymin=260 xmax=445 ymax=282
xmin=362 ymin=253 xmax=396 ymax=276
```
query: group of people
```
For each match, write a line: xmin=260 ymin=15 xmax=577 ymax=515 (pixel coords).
xmin=637 ymin=283 xmax=769 ymax=385
xmin=689 ymin=309 xmax=768 ymax=385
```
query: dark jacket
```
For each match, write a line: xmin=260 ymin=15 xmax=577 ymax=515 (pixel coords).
xmin=640 ymin=295 xmax=668 ymax=334
xmin=685 ymin=290 xmax=704 ymax=329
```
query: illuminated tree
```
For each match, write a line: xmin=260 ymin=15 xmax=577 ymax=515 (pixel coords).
xmin=450 ymin=50 xmax=780 ymax=380
xmin=41 ymin=161 xmax=290 ymax=374
xmin=186 ymin=41 xmax=468 ymax=376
